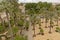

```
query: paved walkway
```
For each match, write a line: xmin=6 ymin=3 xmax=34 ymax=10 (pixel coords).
xmin=23 ymin=22 xmax=33 ymax=40
xmin=27 ymin=22 xmax=33 ymax=40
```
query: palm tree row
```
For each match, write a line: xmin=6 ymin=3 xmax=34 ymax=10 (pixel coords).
xmin=25 ymin=2 xmax=60 ymax=37
xmin=0 ymin=0 xmax=27 ymax=40
xmin=0 ymin=1 xmax=60 ymax=40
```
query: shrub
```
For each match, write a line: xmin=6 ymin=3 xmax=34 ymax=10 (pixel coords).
xmin=0 ymin=25 xmax=5 ymax=33
xmin=25 ymin=22 xmax=29 ymax=31
xmin=18 ymin=19 xmax=24 ymax=26
xmin=4 ymin=22 xmax=9 ymax=27
xmin=40 ymin=28 xmax=44 ymax=35
xmin=55 ymin=27 xmax=60 ymax=32
xmin=12 ymin=26 xmax=19 ymax=34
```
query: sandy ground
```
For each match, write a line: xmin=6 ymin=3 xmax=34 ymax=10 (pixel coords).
xmin=33 ymin=19 xmax=60 ymax=40
xmin=23 ymin=18 xmax=60 ymax=40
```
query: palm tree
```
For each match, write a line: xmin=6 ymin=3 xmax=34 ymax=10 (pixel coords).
xmin=18 ymin=18 xmax=24 ymax=35
xmin=54 ymin=11 xmax=60 ymax=26
xmin=5 ymin=10 xmax=14 ymax=40
xmin=41 ymin=2 xmax=52 ymax=28
xmin=49 ymin=18 xmax=53 ymax=33
xmin=25 ymin=20 xmax=29 ymax=31
xmin=0 ymin=13 xmax=5 ymax=29
xmin=38 ymin=17 xmax=41 ymax=29
xmin=55 ymin=4 xmax=60 ymax=22
xmin=25 ymin=3 xmax=37 ymax=37
xmin=48 ymin=11 xmax=54 ymax=33
xmin=47 ymin=4 xmax=55 ymax=33
xmin=31 ymin=14 xmax=36 ymax=37
xmin=36 ymin=4 xmax=42 ymax=29
xmin=0 ymin=0 xmax=20 ymax=40
xmin=43 ymin=11 xmax=49 ymax=28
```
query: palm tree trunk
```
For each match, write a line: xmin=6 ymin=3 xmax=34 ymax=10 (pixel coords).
xmin=33 ymin=28 xmax=36 ymax=37
xmin=32 ymin=22 xmax=35 ymax=30
xmin=39 ymin=19 xmax=41 ymax=29
xmin=0 ymin=15 xmax=3 ymax=24
xmin=49 ymin=25 xmax=51 ymax=33
xmin=45 ymin=18 xmax=48 ymax=28
xmin=0 ymin=14 xmax=5 ymax=28
xmin=33 ymin=24 xmax=36 ymax=37
xmin=56 ymin=19 xmax=58 ymax=26
xmin=14 ymin=13 xmax=18 ymax=26
xmin=56 ymin=14 xmax=59 ymax=26
xmin=49 ymin=19 xmax=52 ymax=33
xmin=39 ymin=23 xmax=41 ymax=29
xmin=6 ymin=11 xmax=14 ymax=40
xmin=33 ymin=28 xmax=35 ymax=36
xmin=20 ymin=27 xmax=23 ymax=35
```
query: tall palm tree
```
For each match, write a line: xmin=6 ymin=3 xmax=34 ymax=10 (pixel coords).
xmin=38 ymin=16 xmax=41 ymax=29
xmin=54 ymin=11 xmax=60 ymax=26
xmin=25 ymin=3 xmax=37 ymax=37
xmin=31 ymin=14 xmax=36 ymax=37
xmin=48 ymin=11 xmax=54 ymax=33
xmin=0 ymin=13 xmax=5 ymax=29
xmin=18 ymin=18 xmax=24 ymax=35
xmin=0 ymin=0 xmax=20 ymax=40
xmin=43 ymin=11 xmax=49 ymax=28
xmin=47 ymin=4 xmax=55 ymax=33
